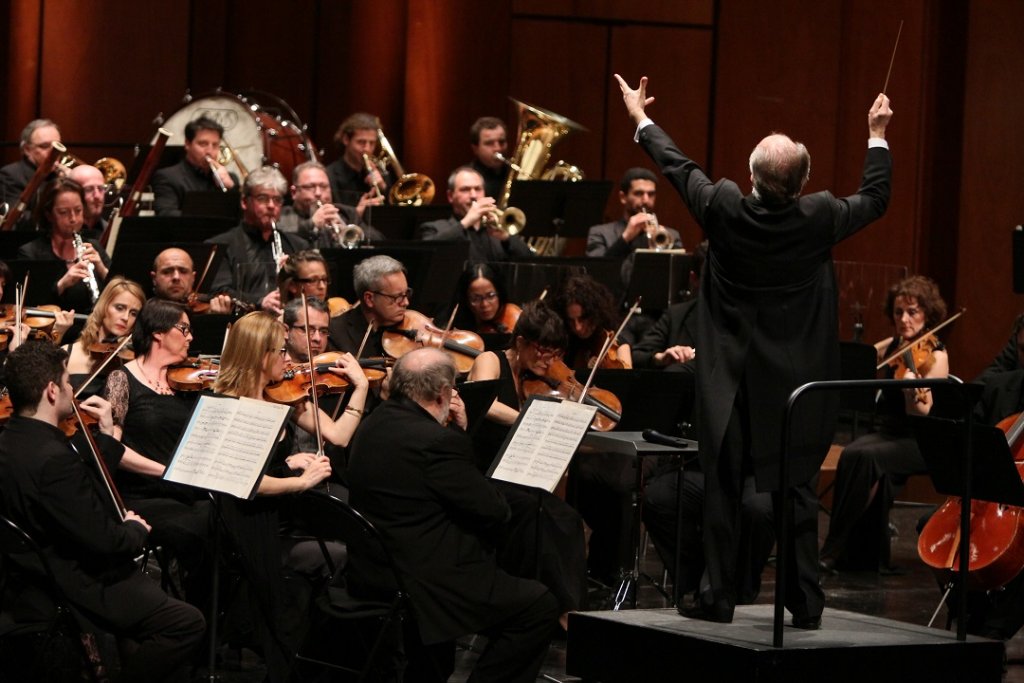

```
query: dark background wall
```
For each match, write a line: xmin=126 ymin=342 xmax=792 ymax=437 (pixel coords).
xmin=2 ymin=0 xmax=1020 ymax=378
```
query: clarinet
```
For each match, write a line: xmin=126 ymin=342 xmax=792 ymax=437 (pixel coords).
xmin=271 ymin=220 xmax=284 ymax=274
xmin=73 ymin=233 xmax=100 ymax=303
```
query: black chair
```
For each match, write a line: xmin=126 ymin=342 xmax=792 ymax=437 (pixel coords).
xmin=286 ymin=489 xmax=412 ymax=682
xmin=0 ymin=514 xmax=106 ymax=681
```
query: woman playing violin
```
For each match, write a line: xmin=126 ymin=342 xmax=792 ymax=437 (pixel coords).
xmin=820 ymin=275 xmax=949 ymax=572
xmin=64 ymin=277 xmax=144 ymax=398
xmin=452 ymin=262 xmax=521 ymax=336
xmin=467 ymin=300 xmax=587 ymax=621
xmin=17 ymin=178 xmax=110 ymax=315
xmin=555 ymin=273 xmax=632 ymax=369
xmin=277 ymin=248 xmax=331 ymax=307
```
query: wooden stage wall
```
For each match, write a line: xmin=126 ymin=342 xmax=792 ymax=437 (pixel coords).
xmin=2 ymin=0 xmax=1021 ymax=378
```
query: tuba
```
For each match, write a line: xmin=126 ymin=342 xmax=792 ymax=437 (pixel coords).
xmin=496 ymin=99 xmax=586 ymax=255
xmin=373 ymin=127 xmax=435 ymax=206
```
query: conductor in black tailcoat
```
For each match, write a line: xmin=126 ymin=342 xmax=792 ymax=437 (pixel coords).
xmin=615 ymin=74 xmax=893 ymax=627
xmin=347 ymin=347 xmax=559 ymax=682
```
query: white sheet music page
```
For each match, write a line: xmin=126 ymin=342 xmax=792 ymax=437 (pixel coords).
xmin=490 ymin=397 xmax=597 ymax=492
xmin=164 ymin=395 xmax=291 ymax=499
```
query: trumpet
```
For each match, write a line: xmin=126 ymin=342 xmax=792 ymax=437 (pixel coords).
xmin=315 ymin=200 xmax=364 ymax=248
xmin=640 ymin=208 xmax=674 ymax=250
xmin=477 ymin=202 xmax=526 ymax=236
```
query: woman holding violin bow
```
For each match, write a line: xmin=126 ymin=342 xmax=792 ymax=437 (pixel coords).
xmin=555 ymin=273 xmax=632 ymax=370
xmin=820 ymin=275 xmax=950 ymax=573
xmin=451 ymin=262 xmax=522 ymax=337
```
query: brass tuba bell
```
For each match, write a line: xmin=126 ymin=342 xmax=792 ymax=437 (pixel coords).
xmin=374 ymin=127 xmax=435 ymax=206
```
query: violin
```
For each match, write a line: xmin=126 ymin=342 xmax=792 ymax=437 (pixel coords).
xmin=520 ymin=358 xmax=623 ymax=432
xmin=263 ymin=351 xmax=388 ymax=405
xmin=478 ymin=303 xmax=522 ymax=335
xmin=167 ymin=357 xmax=220 ymax=392
xmin=0 ymin=304 xmax=86 ymax=347
xmin=382 ymin=309 xmax=484 ymax=374
xmin=89 ymin=337 xmax=135 ymax=361
xmin=327 ymin=296 xmax=353 ymax=318
xmin=186 ymin=291 xmax=256 ymax=316
xmin=917 ymin=411 xmax=1024 ymax=590
xmin=59 ymin=400 xmax=99 ymax=437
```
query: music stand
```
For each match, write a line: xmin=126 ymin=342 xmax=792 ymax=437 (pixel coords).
xmin=189 ymin=314 xmax=234 ymax=355
xmin=6 ymin=260 xmax=72 ymax=306
xmin=578 ymin=369 xmax=695 ymax=434
xmin=107 ymin=242 xmax=223 ymax=298
xmin=625 ymin=251 xmax=695 ymax=310
xmin=506 ymin=180 xmax=612 ymax=238
xmin=182 ymin=191 xmax=241 ymax=221
xmin=116 ymin=216 xmax=236 ymax=245
xmin=503 ymin=257 xmax=620 ymax=304
xmin=367 ymin=205 xmax=452 ymax=241
xmin=455 ymin=379 xmax=501 ymax=438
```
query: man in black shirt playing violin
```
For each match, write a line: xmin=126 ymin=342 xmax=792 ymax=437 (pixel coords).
xmin=150 ymin=247 xmax=233 ymax=314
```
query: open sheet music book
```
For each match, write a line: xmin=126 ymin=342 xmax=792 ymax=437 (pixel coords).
xmin=487 ymin=396 xmax=598 ymax=492
xmin=163 ymin=394 xmax=292 ymax=500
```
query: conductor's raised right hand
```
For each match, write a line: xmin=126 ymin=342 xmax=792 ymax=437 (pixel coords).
xmin=868 ymin=93 xmax=893 ymax=139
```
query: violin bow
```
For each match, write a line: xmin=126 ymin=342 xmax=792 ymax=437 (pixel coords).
xmin=74 ymin=335 xmax=133 ymax=398
xmin=440 ymin=304 xmax=459 ymax=350
xmin=71 ymin=399 xmax=127 ymax=521
xmin=334 ymin=323 xmax=375 ymax=421
xmin=882 ymin=20 xmax=904 ymax=95
xmin=192 ymin=244 xmax=218 ymax=301
xmin=300 ymin=292 xmax=325 ymax=458
xmin=578 ymin=333 xmax=615 ymax=405
xmin=876 ymin=308 xmax=965 ymax=371
xmin=14 ymin=275 xmax=25 ymax=348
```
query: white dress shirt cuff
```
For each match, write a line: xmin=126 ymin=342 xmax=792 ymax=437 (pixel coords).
xmin=633 ymin=118 xmax=655 ymax=143
xmin=868 ymin=138 xmax=889 ymax=150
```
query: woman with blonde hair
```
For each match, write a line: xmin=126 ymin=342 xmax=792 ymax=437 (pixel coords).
xmin=64 ymin=276 xmax=145 ymax=397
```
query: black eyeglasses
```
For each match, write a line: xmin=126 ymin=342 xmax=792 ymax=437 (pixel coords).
xmin=172 ymin=323 xmax=192 ymax=336
xmin=372 ymin=289 xmax=413 ymax=304
xmin=296 ymin=276 xmax=331 ymax=285
xmin=469 ymin=291 xmax=498 ymax=305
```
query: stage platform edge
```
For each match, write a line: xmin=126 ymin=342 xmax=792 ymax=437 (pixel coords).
xmin=566 ymin=604 xmax=1003 ymax=682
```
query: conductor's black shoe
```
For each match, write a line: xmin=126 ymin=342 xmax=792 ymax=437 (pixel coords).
xmin=791 ymin=615 xmax=822 ymax=630
xmin=677 ymin=603 xmax=734 ymax=624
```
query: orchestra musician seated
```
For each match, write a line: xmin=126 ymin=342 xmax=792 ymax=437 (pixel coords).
xmin=468 ymin=116 xmax=510 ymax=199
xmin=555 ymin=273 xmax=632 ymax=370
xmin=327 ymin=254 xmax=410 ymax=360
xmin=18 ymin=178 xmax=110 ymax=316
xmin=0 ymin=118 xmax=62 ymax=230
xmin=279 ymin=161 xmax=385 ymax=248
xmin=586 ymin=167 xmax=682 ymax=287
xmin=0 ymin=341 xmax=205 ymax=682
xmin=62 ymin=276 xmax=144 ymax=398
xmin=150 ymin=247 xmax=233 ymax=314
xmin=0 ymin=259 xmax=74 ymax=355
xmin=151 ymin=116 xmax=238 ymax=216
xmin=205 ymin=166 xmax=310 ymax=317
xmin=820 ymin=275 xmax=949 ymax=573
xmin=449 ymin=262 xmax=522 ymax=336
xmin=348 ymin=347 xmax=561 ymax=683
xmin=277 ymin=249 xmax=331 ymax=307
xmin=67 ymin=164 xmax=109 ymax=241
xmin=325 ymin=112 xmax=392 ymax=208
xmin=415 ymin=166 xmax=533 ymax=262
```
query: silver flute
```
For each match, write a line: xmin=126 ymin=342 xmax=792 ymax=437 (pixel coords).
xmin=73 ymin=233 xmax=100 ymax=303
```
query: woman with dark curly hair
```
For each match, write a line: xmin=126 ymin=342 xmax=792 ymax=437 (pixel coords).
xmin=820 ymin=275 xmax=949 ymax=572
xmin=556 ymin=273 xmax=632 ymax=369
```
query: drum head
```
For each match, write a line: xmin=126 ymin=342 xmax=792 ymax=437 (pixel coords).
xmin=160 ymin=92 xmax=316 ymax=182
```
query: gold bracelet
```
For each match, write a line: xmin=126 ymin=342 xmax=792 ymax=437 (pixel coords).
xmin=345 ymin=407 xmax=364 ymax=417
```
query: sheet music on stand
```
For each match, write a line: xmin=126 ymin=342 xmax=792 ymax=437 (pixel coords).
xmin=163 ymin=394 xmax=293 ymax=500
xmin=487 ymin=395 xmax=597 ymax=492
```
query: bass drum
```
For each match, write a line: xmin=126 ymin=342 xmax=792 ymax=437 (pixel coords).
xmin=158 ymin=90 xmax=317 ymax=183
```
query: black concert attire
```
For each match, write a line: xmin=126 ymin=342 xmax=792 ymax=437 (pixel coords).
xmin=276 ymin=203 xmax=385 ymax=248
xmin=415 ymin=216 xmax=533 ymax=262
xmin=631 ymin=300 xmax=698 ymax=371
xmin=639 ymin=120 xmax=892 ymax=622
xmin=151 ymin=159 xmax=239 ymax=216
xmin=471 ymin=352 xmax=589 ymax=613
xmin=348 ymin=396 xmax=559 ymax=683
xmin=325 ymin=306 xmax=388 ymax=417
xmin=586 ymin=217 xmax=683 ymax=287
xmin=0 ymin=157 xmax=51 ymax=230
xmin=17 ymin=235 xmax=110 ymax=315
xmin=821 ymin=339 xmax=944 ymax=570
xmin=205 ymin=222 xmax=309 ymax=309
xmin=105 ymin=369 xmax=211 ymax=602
xmin=471 ymin=159 xmax=507 ymax=200
xmin=0 ymin=415 xmax=205 ymax=681
xmin=325 ymin=159 xmax=394 ymax=208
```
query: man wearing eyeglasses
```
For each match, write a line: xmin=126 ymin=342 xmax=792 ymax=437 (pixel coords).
xmin=1 ymin=118 xmax=62 ymax=230
xmin=278 ymin=161 xmax=384 ymax=248
xmin=68 ymin=164 xmax=110 ymax=241
xmin=206 ymin=166 xmax=309 ymax=316
xmin=328 ymin=254 xmax=410 ymax=361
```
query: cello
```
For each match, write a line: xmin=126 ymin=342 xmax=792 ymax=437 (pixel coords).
xmin=917 ymin=410 xmax=1024 ymax=590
